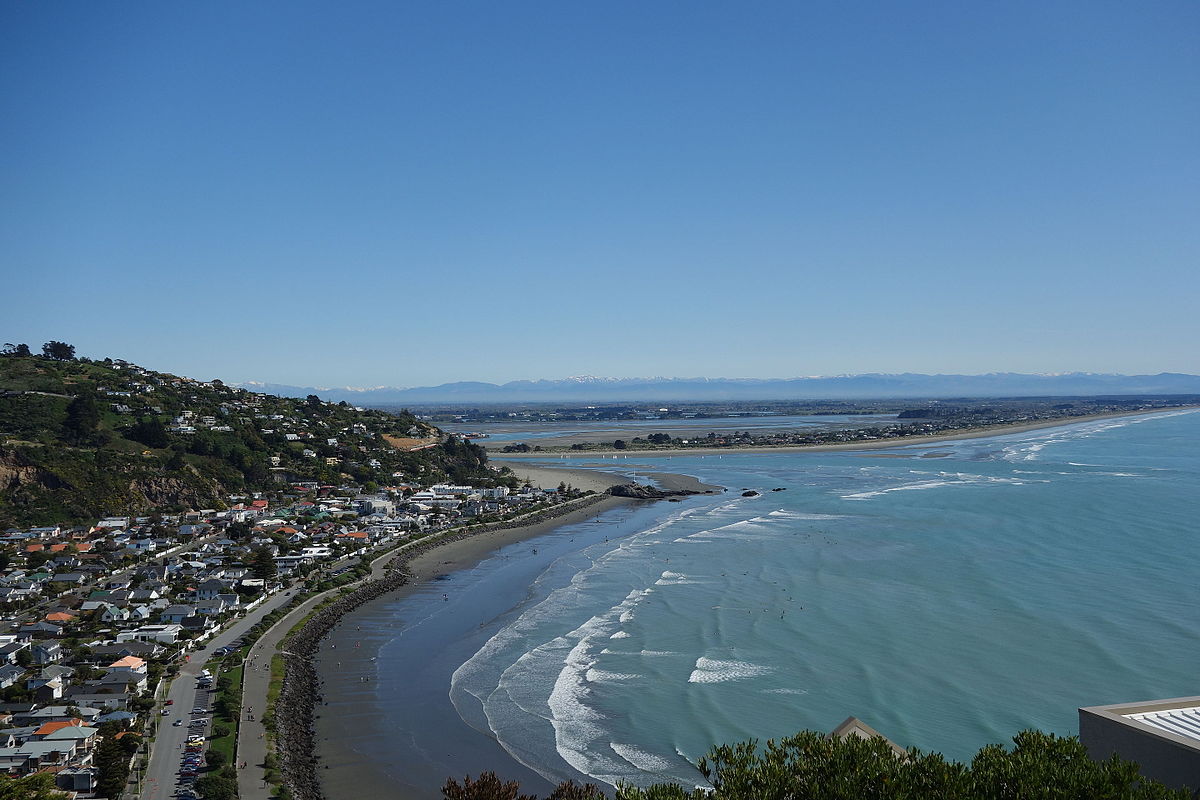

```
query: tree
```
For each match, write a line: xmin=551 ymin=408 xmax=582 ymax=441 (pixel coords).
xmin=442 ymin=776 xmax=603 ymax=800
xmin=94 ymin=735 xmax=131 ymax=799
xmin=249 ymin=545 xmax=277 ymax=580
xmin=225 ymin=520 xmax=252 ymax=541
xmin=205 ymin=750 xmax=227 ymax=768
xmin=0 ymin=772 xmax=67 ymax=800
xmin=446 ymin=730 xmax=1191 ymax=800
xmin=41 ymin=341 xmax=76 ymax=361
xmin=1 ymin=343 xmax=31 ymax=358
xmin=195 ymin=773 xmax=237 ymax=800
xmin=613 ymin=439 xmax=628 ymax=450
xmin=442 ymin=772 xmax=537 ymax=800
xmin=128 ymin=417 xmax=170 ymax=448
xmin=62 ymin=392 xmax=100 ymax=444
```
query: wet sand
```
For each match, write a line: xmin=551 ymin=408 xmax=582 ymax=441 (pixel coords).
xmin=312 ymin=465 xmax=709 ymax=799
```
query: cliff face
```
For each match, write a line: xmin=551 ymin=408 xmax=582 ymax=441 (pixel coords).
xmin=0 ymin=446 xmax=227 ymax=527
xmin=129 ymin=471 xmax=224 ymax=509
xmin=0 ymin=452 xmax=68 ymax=493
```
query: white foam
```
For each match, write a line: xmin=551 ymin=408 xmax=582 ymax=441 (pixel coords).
xmin=655 ymin=570 xmax=701 ymax=586
xmin=841 ymin=472 xmax=1029 ymax=500
xmin=688 ymin=657 xmax=773 ymax=684
xmin=764 ymin=688 xmax=809 ymax=695
xmin=767 ymin=510 xmax=846 ymax=520
xmin=586 ymin=669 xmax=640 ymax=682
xmin=610 ymin=742 xmax=678 ymax=772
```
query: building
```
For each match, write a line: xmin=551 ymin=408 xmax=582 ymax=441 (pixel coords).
xmin=1079 ymin=696 xmax=1200 ymax=794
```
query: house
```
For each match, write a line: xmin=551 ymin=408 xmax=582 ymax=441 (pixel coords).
xmin=18 ymin=622 xmax=62 ymax=639
xmin=92 ymin=640 xmax=163 ymax=659
xmin=105 ymin=656 xmax=147 ymax=676
xmin=180 ymin=614 xmax=213 ymax=633
xmin=195 ymin=597 xmax=230 ymax=616
xmin=0 ymin=665 xmax=25 ymax=689
xmin=159 ymin=605 xmax=196 ymax=624
xmin=1080 ymin=696 xmax=1200 ymax=793
xmin=61 ymin=691 xmax=127 ymax=711
xmin=56 ymin=766 xmax=98 ymax=793
xmin=32 ymin=677 xmax=64 ymax=702
xmin=0 ymin=739 xmax=80 ymax=773
xmin=30 ymin=641 xmax=62 ymax=665
xmin=98 ymin=604 xmax=130 ymax=624
xmin=41 ymin=723 xmax=99 ymax=753
xmin=31 ymin=665 xmax=74 ymax=686
xmin=195 ymin=579 xmax=227 ymax=601
xmin=0 ymin=642 xmax=28 ymax=665
xmin=116 ymin=625 xmax=180 ymax=645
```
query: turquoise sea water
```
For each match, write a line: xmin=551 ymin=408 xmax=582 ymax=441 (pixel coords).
xmin=339 ymin=410 xmax=1199 ymax=794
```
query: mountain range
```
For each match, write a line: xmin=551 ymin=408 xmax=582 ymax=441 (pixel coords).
xmin=237 ymin=372 xmax=1200 ymax=405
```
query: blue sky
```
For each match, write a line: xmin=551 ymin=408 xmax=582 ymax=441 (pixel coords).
xmin=3 ymin=1 xmax=1197 ymax=387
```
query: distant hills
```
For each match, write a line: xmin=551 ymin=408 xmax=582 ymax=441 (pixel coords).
xmin=237 ymin=372 xmax=1200 ymax=405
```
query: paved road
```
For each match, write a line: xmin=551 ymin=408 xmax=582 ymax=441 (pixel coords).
xmin=140 ymin=589 xmax=295 ymax=800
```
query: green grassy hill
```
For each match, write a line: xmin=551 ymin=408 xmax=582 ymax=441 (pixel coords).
xmin=0 ymin=348 xmax=502 ymax=527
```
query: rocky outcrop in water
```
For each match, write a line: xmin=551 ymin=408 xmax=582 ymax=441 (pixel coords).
xmin=607 ymin=483 xmax=700 ymax=499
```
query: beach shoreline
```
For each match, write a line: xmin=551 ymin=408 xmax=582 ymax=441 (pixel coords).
xmin=488 ymin=407 xmax=1196 ymax=458
xmin=301 ymin=464 xmax=715 ymax=800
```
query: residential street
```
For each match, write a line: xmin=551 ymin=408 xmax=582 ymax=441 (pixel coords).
xmin=139 ymin=589 xmax=295 ymax=800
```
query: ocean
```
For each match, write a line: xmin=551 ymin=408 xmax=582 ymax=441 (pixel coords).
xmin=320 ymin=410 xmax=1200 ymax=795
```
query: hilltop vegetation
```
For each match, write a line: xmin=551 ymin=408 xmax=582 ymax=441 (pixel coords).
xmin=444 ymin=729 xmax=1189 ymax=800
xmin=0 ymin=343 xmax=501 ymax=527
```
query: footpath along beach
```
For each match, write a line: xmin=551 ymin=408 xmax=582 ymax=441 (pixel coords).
xmin=273 ymin=464 xmax=719 ymax=800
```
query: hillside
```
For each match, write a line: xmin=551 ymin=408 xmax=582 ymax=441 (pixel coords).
xmin=0 ymin=346 xmax=499 ymax=527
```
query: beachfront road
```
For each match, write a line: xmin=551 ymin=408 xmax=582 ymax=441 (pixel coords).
xmin=235 ymin=551 xmax=400 ymax=800
xmin=140 ymin=589 xmax=296 ymax=800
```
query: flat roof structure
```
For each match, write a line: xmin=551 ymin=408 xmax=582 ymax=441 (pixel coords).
xmin=1080 ymin=696 xmax=1200 ymax=796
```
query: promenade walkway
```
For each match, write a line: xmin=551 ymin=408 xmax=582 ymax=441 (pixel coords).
xmin=139 ymin=590 xmax=294 ymax=800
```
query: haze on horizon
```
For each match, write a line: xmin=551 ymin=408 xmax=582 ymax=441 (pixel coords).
xmin=4 ymin=1 xmax=1198 ymax=388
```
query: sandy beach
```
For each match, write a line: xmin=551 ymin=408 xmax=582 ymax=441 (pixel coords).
xmin=491 ymin=408 xmax=1194 ymax=458
xmin=310 ymin=464 xmax=707 ymax=799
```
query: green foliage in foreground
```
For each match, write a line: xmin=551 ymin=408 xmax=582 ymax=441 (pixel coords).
xmin=0 ymin=772 xmax=68 ymax=799
xmin=445 ymin=730 xmax=1190 ymax=800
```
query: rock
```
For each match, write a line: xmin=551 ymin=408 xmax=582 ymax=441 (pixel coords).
xmin=607 ymin=483 xmax=699 ymax=499
xmin=771 ymin=487 xmax=787 ymax=492
xmin=741 ymin=490 xmax=760 ymax=497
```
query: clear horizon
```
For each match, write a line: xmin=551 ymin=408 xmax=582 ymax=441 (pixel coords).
xmin=4 ymin=1 xmax=1198 ymax=386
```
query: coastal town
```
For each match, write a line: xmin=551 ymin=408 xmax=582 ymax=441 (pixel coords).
xmin=0 ymin=347 xmax=601 ymax=799
xmin=0 ymin=474 xmax=591 ymax=798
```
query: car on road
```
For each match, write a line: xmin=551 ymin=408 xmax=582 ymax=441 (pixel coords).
xmin=165 ymin=699 xmax=174 ymax=705
xmin=173 ymin=720 xmax=183 ymax=726
xmin=161 ymin=708 xmax=171 ymax=715
xmin=191 ymin=707 xmax=207 ymax=713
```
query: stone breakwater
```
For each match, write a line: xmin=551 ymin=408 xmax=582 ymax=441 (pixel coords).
xmin=274 ymin=493 xmax=615 ymax=800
